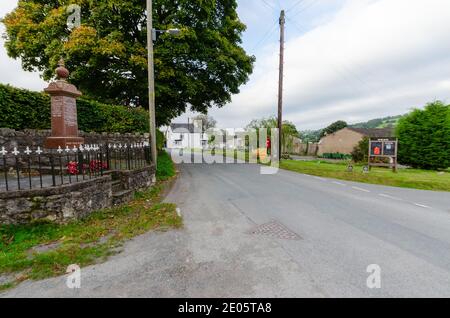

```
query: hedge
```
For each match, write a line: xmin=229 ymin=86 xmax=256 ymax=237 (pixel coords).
xmin=397 ymin=101 xmax=450 ymax=170
xmin=320 ymin=153 xmax=352 ymax=160
xmin=0 ymin=84 xmax=149 ymax=133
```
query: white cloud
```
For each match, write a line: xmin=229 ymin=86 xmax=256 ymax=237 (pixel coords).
xmin=0 ymin=1 xmax=47 ymax=91
xmin=210 ymin=0 xmax=450 ymax=129
xmin=1 ymin=0 xmax=450 ymax=130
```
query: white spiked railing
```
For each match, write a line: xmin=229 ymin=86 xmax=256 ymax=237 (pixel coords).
xmin=0 ymin=143 xmax=151 ymax=192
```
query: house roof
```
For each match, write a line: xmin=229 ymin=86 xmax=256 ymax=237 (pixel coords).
xmin=347 ymin=127 xmax=395 ymax=138
xmin=170 ymin=123 xmax=195 ymax=133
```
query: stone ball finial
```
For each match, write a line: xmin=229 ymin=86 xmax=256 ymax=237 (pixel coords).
xmin=55 ymin=58 xmax=69 ymax=80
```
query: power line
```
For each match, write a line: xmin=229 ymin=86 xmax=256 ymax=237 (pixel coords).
xmin=261 ymin=0 xmax=277 ymax=12
xmin=276 ymin=0 xmax=283 ymax=10
xmin=251 ymin=19 xmax=279 ymax=52
xmin=286 ymin=0 xmax=305 ymax=13
xmin=284 ymin=15 xmax=382 ymax=97
xmin=290 ymin=0 xmax=320 ymax=19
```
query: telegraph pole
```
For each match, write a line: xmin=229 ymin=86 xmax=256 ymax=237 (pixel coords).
xmin=277 ymin=10 xmax=285 ymax=158
xmin=147 ymin=0 xmax=157 ymax=168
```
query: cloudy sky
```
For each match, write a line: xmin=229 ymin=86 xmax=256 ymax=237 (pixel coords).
xmin=2 ymin=0 xmax=450 ymax=130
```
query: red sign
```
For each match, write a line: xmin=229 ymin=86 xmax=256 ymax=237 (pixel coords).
xmin=374 ymin=147 xmax=381 ymax=155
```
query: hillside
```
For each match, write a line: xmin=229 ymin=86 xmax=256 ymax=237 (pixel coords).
xmin=350 ymin=115 xmax=404 ymax=129
xmin=300 ymin=114 xmax=405 ymax=142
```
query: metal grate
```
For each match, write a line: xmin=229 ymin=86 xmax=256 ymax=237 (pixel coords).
xmin=247 ymin=220 xmax=301 ymax=240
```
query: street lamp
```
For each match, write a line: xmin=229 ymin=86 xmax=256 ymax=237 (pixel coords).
xmin=152 ymin=28 xmax=181 ymax=39
xmin=146 ymin=0 xmax=179 ymax=169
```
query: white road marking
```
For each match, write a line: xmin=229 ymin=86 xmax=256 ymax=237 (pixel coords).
xmin=333 ymin=181 xmax=346 ymax=186
xmin=379 ymin=193 xmax=403 ymax=201
xmin=314 ymin=176 xmax=326 ymax=181
xmin=352 ymin=186 xmax=371 ymax=193
xmin=414 ymin=203 xmax=431 ymax=209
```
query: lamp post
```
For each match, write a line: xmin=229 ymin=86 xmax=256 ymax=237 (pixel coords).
xmin=146 ymin=0 xmax=180 ymax=169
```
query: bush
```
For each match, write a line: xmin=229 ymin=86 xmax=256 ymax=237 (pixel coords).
xmin=156 ymin=129 xmax=166 ymax=152
xmin=0 ymin=84 xmax=149 ymax=133
xmin=156 ymin=150 xmax=175 ymax=181
xmin=396 ymin=101 xmax=450 ymax=170
xmin=351 ymin=137 xmax=369 ymax=163
xmin=320 ymin=153 xmax=352 ymax=160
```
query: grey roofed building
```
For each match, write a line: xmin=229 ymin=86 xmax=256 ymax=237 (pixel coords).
xmin=347 ymin=127 xmax=395 ymax=138
xmin=170 ymin=123 xmax=196 ymax=134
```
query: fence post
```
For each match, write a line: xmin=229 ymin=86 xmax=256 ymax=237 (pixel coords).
xmin=50 ymin=154 xmax=56 ymax=187
xmin=2 ymin=155 xmax=9 ymax=191
xmin=127 ymin=144 xmax=131 ymax=170
xmin=144 ymin=145 xmax=151 ymax=165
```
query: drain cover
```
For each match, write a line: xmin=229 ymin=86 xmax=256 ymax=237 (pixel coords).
xmin=247 ymin=220 xmax=301 ymax=240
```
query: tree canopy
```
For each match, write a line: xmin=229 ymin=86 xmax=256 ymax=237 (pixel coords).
xmin=396 ymin=101 xmax=450 ymax=170
xmin=2 ymin=0 xmax=254 ymax=126
xmin=193 ymin=114 xmax=217 ymax=131
xmin=246 ymin=116 xmax=299 ymax=137
xmin=320 ymin=120 xmax=348 ymax=138
xmin=246 ymin=116 xmax=300 ymax=152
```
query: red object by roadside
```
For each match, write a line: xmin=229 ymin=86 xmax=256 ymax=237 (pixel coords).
xmin=374 ymin=147 xmax=381 ymax=155
xmin=266 ymin=137 xmax=271 ymax=150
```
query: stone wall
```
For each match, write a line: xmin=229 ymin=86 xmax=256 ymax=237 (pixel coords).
xmin=289 ymin=142 xmax=319 ymax=156
xmin=113 ymin=166 xmax=156 ymax=191
xmin=0 ymin=164 xmax=156 ymax=225
xmin=0 ymin=176 xmax=112 ymax=225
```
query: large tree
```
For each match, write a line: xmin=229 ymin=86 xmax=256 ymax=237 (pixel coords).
xmin=2 ymin=0 xmax=254 ymax=126
xmin=246 ymin=116 xmax=300 ymax=152
xmin=193 ymin=114 xmax=217 ymax=131
xmin=320 ymin=120 xmax=348 ymax=138
xmin=396 ymin=101 xmax=450 ymax=170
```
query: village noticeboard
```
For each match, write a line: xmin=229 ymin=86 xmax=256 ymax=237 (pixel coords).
xmin=368 ymin=138 xmax=398 ymax=172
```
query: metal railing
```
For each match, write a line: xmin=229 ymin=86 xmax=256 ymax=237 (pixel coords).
xmin=0 ymin=143 xmax=151 ymax=192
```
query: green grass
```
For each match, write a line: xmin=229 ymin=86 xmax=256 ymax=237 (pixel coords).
xmin=156 ymin=150 xmax=176 ymax=181
xmin=280 ymin=160 xmax=450 ymax=192
xmin=0 ymin=171 xmax=182 ymax=291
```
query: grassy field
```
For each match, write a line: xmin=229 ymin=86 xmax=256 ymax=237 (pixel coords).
xmin=280 ymin=160 xmax=450 ymax=192
xmin=0 ymin=151 xmax=181 ymax=292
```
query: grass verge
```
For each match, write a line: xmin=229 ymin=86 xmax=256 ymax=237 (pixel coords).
xmin=280 ymin=160 xmax=450 ymax=192
xmin=0 ymin=151 xmax=181 ymax=291
xmin=156 ymin=150 xmax=176 ymax=181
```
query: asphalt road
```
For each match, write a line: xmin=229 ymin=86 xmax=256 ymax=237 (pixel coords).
xmin=3 ymin=156 xmax=450 ymax=297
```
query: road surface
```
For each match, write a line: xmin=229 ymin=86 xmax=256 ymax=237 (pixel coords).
xmin=3 ymin=156 xmax=450 ymax=297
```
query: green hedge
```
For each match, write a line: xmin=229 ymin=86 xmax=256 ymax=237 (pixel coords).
xmin=320 ymin=153 xmax=352 ymax=160
xmin=397 ymin=101 xmax=450 ymax=170
xmin=0 ymin=84 xmax=149 ymax=133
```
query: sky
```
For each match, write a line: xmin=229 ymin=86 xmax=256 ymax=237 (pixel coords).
xmin=1 ymin=0 xmax=450 ymax=130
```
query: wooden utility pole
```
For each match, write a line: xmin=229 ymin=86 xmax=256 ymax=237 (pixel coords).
xmin=147 ymin=0 xmax=157 ymax=168
xmin=277 ymin=10 xmax=285 ymax=158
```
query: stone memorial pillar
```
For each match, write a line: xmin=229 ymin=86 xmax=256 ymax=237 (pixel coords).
xmin=44 ymin=59 xmax=84 ymax=149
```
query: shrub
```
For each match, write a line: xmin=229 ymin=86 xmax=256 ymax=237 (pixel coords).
xmin=320 ymin=153 xmax=351 ymax=160
xmin=156 ymin=129 xmax=166 ymax=152
xmin=351 ymin=137 xmax=369 ymax=163
xmin=156 ymin=150 xmax=175 ymax=181
xmin=0 ymin=84 xmax=149 ymax=133
xmin=396 ymin=101 xmax=450 ymax=170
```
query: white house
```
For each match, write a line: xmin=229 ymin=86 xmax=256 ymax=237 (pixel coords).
xmin=164 ymin=120 xmax=250 ymax=150
xmin=165 ymin=122 xmax=208 ymax=149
